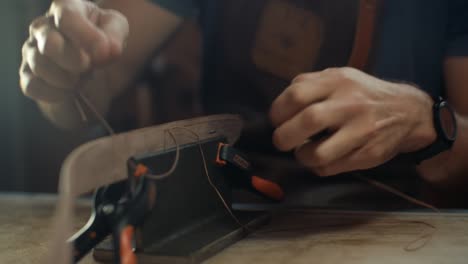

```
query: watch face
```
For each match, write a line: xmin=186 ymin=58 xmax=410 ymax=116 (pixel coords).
xmin=439 ymin=101 xmax=457 ymax=141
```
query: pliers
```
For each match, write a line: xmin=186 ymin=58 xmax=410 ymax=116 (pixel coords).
xmin=70 ymin=143 xmax=284 ymax=264
xmin=70 ymin=160 xmax=156 ymax=264
xmin=215 ymin=143 xmax=285 ymax=201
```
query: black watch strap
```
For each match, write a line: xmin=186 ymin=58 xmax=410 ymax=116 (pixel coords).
xmin=410 ymin=97 xmax=456 ymax=164
xmin=412 ymin=137 xmax=451 ymax=164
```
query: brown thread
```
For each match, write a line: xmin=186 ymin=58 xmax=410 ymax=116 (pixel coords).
xmin=73 ymin=97 xmax=88 ymax=122
xmin=402 ymin=220 xmax=437 ymax=251
xmin=76 ymin=91 xmax=115 ymax=136
xmin=354 ymin=173 xmax=440 ymax=213
xmin=144 ymin=129 xmax=180 ymax=180
xmin=170 ymin=126 xmax=247 ymax=230
xmin=75 ymin=93 xmax=246 ymax=228
xmin=75 ymin=92 xmax=436 ymax=250
xmin=355 ymin=173 xmax=438 ymax=251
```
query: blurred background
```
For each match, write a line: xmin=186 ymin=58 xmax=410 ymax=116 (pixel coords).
xmin=0 ymin=0 xmax=202 ymax=193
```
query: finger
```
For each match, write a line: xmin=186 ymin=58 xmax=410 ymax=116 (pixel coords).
xmin=311 ymin=135 xmax=397 ymax=177
xmin=272 ymin=101 xmax=348 ymax=151
xmin=20 ymin=63 xmax=68 ymax=103
xmin=25 ymin=46 xmax=78 ymax=89
xmin=270 ymin=76 xmax=332 ymax=127
xmin=294 ymin=123 xmax=369 ymax=168
xmin=291 ymin=72 xmax=321 ymax=84
xmin=31 ymin=18 xmax=90 ymax=73
xmin=51 ymin=1 xmax=111 ymax=63
xmin=312 ymin=150 xmax=371 ymax=177
xmin=96 ymin=9 xmax=129 ymax=58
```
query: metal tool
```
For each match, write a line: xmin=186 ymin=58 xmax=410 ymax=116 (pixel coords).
xmin=215 ymin=143 xmax=284 ymax=201
xmin=71 ymin=136 xmax=283 ymax=263
xmin=70 ymin=160 xmax=156 ymax=264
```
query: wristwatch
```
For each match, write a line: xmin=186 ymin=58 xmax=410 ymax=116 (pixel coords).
xmin=412 ymin=96 xmax=457 ymax=164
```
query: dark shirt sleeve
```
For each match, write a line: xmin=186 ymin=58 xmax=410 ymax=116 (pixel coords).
xmin=446 ymin=1 xmax=468 ymax=56
xmin=150 ymin=0 xmax=198 ymax=17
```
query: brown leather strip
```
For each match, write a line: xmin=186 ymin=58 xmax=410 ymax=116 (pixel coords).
xmin=43 ymin=115 xmax=244 ymax=263
xmin=347 ymin=0 xmax=381 ymax=70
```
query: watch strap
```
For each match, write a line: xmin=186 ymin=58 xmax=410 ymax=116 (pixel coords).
xmin=409 ymin=97 xmax=455 ymax=164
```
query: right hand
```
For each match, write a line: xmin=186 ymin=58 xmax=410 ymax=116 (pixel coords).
xmin=19 ymin=0 xmax=129 ymax=104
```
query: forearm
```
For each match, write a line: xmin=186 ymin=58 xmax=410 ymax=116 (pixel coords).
xmin=417 ymin=114 xmax=468 ymax=189
xmin=417 ymin=57 xmax=468 ymax=189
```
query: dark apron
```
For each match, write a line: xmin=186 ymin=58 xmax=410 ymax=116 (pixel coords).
xmin=200 ymin=0 xmax=359 ymax=152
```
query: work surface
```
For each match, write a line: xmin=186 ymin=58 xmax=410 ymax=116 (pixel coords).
xmin=2 ymin=194 xmax=468 ymax=264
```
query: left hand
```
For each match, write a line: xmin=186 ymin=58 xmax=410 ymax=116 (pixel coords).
xmin=270 ymin=67 xmax=437 ymax=176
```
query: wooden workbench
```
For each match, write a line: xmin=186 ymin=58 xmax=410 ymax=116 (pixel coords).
xmin=2 ymin=193 xmax=468 ymax=263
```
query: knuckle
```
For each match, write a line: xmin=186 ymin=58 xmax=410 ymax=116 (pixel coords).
xmin=341 ymin=90 xmax=371 ymax=112
xmin=334 ymin=68 xmax=349 ymax=79
xmin=28 ymin=23 xmax=36 ymax=37
xmin=327 ymin=67 xmax=354 ymax=80
xmin=323 ymin=67 xmax=340 ymax=75
xmin=287 ymin=86 xmax=307 ymax=106
xmin=40 ymin=31 xmax=63 ymax=57
xmin=41 ymin=35 xmax=55 ymax=56
xmin=339 ymin=66 xmax=356 ymax=77
xmin=55 ymin=6 xmax=73 ymax=31
xmin=289 ymin=85 xmax=305 ymax=105
xmin=341 ymin=66 xmax=356 ymax=74
xmin=292 ymin=73 xmax=310 ymax=83
xmin=29 ymin=16 xmax=46 ymax=35
xmin=344 ymin=96 xmax=366 ymax=114
xmin=28 ymin=50 xmax=43 ymax=76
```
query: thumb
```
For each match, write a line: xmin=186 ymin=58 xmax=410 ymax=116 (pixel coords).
xmin=96 ymin=9 xmax=129 ymax=60
xmin=50 ymin=0 xmax=128 ymax=65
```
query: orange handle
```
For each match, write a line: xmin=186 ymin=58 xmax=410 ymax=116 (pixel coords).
xmin=120 ymin=226 xmax=137 ymax=264
xmin=133 ymin=163 xmax=149 ymax=178
xmin=251 ymin=176 xmax=284 ymax=201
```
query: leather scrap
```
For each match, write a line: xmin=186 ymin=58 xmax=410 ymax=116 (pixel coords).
xmin=44 ymin=114 xmax=243 ymax=263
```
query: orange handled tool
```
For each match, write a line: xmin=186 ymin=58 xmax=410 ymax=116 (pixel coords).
xmin=119 ymin=226 xmax=137 ymax=264
xmin=71 ymin=160 xmax=155 ymax=264
xmin=216 ymin=143 xmax=284 ymax=201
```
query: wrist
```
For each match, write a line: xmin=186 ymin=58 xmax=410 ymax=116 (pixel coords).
xmin=399 ymin=85 xmax=437 ymax=153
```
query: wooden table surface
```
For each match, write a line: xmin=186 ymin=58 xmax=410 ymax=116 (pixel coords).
xmin=2 ymin=193 xmax=468 ymax=264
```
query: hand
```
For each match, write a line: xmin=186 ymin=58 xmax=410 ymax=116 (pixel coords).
xmin=270 ymin=67 xmax=437 ymax=176
xmin=19 ymin=0 xmax=129 ymax=104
